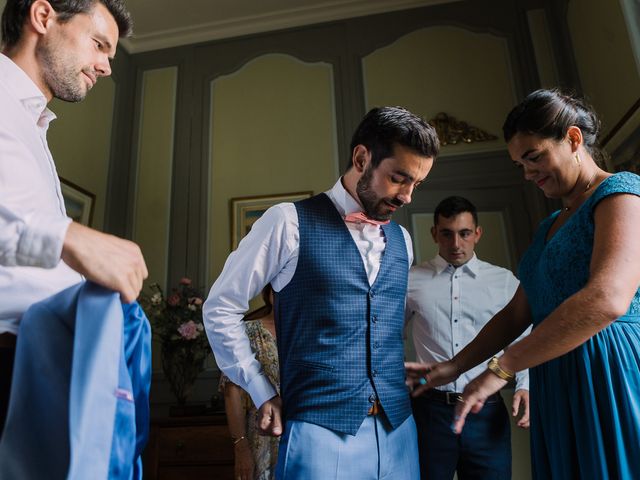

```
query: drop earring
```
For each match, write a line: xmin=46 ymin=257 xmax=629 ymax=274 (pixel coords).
xmin=575 ymin=153 xmax=581 ymax=166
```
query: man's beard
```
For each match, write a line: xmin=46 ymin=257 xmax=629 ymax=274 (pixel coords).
xmin=37 ymin=39 xmax=87 ymax=103
xmin=356 ymin=165 xmax=403 ymax=221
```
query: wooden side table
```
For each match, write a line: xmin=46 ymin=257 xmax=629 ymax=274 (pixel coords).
xmin=144 ymin=414 xmax=234 ymax=479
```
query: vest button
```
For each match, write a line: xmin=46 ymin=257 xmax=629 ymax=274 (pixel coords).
xmin=372 ymin=315 xmax=377 ymax=323
xmin=369 ymin=394 xmax=376 ymax=403
xmin=372 ymin=369 xmax=378 ymax=377
xmin=373 ymin=342 xmax=380 ymax=349
xmin=369 ymin=290 xmax=375 ymax=298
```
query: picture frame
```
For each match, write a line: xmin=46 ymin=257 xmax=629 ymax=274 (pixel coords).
xmin=59 ymin=177 xmax=95 ymax=226
xmin=230 ymin=191 xmax=313 ymax=250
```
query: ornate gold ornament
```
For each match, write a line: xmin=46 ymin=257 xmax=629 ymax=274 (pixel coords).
xmin=428 ymin=112 xmax=498 ymax=146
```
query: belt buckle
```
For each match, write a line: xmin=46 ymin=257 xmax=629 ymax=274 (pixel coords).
xmin=445 ymin=392 xmax=461 ymax=405
xmin=368 ymin=399 xmax=381 ymax=416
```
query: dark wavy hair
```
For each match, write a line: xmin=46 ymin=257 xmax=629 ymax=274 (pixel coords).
xmin=347 ymin=106 xmax=440 ymax=172
xmin=502 ymin=89 xmax=603 ymax=165
xmin=2 ymin=0 xmax=133 ymax=48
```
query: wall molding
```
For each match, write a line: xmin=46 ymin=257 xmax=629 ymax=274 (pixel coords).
xmin=120 ymin=0 xmax=456 ymax=53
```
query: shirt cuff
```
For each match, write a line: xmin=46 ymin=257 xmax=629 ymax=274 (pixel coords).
xmin=515 ymin=371 xmax=529 ymax=391
xmin=246 ymin=372 xmax=278 ymax=409
xmin=16 ymin=213 xmax=71 ymax=268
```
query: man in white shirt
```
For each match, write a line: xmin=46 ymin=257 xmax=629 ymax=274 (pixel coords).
xmin=204 ymin=107 xmax=440 ymax=478
xmin=405 ymin=196 xmax=530 ymax=479
xmin=0 ymin=0 xmax=147 ymax=435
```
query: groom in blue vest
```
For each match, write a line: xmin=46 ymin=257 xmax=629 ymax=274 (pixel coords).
xmin=204 ymin=107 xmax=439 ymax=479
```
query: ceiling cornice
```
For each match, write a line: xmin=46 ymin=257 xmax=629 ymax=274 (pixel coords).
xmin=120 ymin=0 xmax=458 ymax=54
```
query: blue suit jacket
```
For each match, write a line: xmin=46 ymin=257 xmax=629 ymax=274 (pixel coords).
xmin=0 ymin=281 xmax=151 ymax=479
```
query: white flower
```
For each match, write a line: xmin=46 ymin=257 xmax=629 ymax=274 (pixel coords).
xmin=151 ymin=292 xmax=162 ymax=305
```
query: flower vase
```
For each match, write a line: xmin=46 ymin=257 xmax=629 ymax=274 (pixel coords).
xmin=161 ymin=339 xmax=207 ymax=414
xmin=140 ymin=278 xmax=211 ymax=416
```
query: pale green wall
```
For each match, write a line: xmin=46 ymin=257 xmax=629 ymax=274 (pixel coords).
xmin=568 ymin=0 xmax=640 ymax=133
xmin=207 ymin=53 xmax=338 ymax=284
xmin=503 ymin=388 xmax=533 ymax=480
xmin=411 ymin=213 xmax=436 ymax=266
xmin=605 ymin=105 xmax=640 ymax=164
xmin=131 ymin=67 xmax=178 ymax=374
xmin=619 ymin=0 xmax=640 ymax=73
xmin=49 ymin=78 xmax=115 ymax=230
xmin=362 ymin=26 xmax=516 ymax=156
xmin=132 ymin=67 xmax=178 ymax=291
xmin=527 ymin=9 xmax=560 ymax=88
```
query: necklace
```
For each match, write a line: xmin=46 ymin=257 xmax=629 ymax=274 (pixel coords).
xmin=562 ymin=170 xmax=599 ymax=212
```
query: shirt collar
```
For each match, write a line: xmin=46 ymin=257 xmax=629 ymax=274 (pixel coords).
xmin=0 ymin=53 xmax=56 ymax=128
xmin=327 ymin=177 xmax=365 ymax=217
xmin=432 ymin=253 xmax=479 ymax=277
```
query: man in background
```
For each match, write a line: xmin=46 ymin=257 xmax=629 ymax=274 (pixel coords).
xmin=204 ymin=106 xmax=440 ymax=478
xmin=406 ymin=196 xmax=530 ymax=479
xmin=0 ymin=0 xmax=147 ymax=436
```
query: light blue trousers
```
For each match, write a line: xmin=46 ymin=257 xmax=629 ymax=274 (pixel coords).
xmin=276 ymin=414 xmax=419 ymax=479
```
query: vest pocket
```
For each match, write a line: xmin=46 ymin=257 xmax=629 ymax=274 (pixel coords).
xmin=287 ymin=359 xmax=334 ymax=372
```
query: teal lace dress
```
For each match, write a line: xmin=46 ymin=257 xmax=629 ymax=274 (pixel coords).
xmin=518 ymin=172 xmax=640 ymax=479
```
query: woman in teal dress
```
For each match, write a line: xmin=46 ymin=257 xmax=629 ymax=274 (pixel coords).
xmin=406 ymin=89 xmax=640 ymax=479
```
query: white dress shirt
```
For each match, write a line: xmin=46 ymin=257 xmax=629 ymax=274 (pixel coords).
xmin=406 ymin=254 xmax=530 ymax=392
xmin=0 ymin=54 xmax=82 ymax=335
xmin=204 ymin=178 xmax=413 ymax=408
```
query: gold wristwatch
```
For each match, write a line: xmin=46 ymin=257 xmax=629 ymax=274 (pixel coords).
xmin=487 ymin=356 xmax=515 ymax=381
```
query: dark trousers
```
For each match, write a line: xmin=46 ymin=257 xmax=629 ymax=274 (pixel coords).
xmin=412 ymin=393 xmax=511 ymax=480
xmin=0 ymin=339 xmax=16 ymax=439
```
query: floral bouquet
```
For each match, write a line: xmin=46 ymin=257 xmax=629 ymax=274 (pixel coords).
xmin=140 ymin=277 xmax=212 ymax=405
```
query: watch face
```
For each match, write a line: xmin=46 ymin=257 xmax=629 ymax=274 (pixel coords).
xmin=488 ymin=356 xmax=513 ymax=381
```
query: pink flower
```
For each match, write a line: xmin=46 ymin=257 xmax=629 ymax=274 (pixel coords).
xmin=179 ymin=277 xmax=192 ymax=286
xmin=167 ymin=294 xmax=180 ymax=306
xmin=178 ymin=320 xmax=201 ymax=340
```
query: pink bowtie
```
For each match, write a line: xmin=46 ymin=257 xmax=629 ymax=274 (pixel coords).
xmin=344 ymin=212 xmax=390 ymax=226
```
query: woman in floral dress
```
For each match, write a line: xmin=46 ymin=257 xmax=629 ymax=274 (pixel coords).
xmin=220 ymin=285 xmax=279 ymax=480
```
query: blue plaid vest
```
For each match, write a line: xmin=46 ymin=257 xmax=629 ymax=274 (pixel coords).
xmin=274 ymin=193 xmax=411 ymax=435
